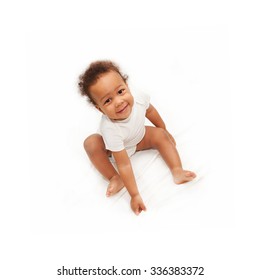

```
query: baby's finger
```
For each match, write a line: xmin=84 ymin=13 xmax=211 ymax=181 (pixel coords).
xmin=135 ymin=207 xmax=141 ymax=215
xmin=141 ymin=203 xmax=147 ymax=211
xmin=135 ymin=205 xmax=144 ymax=215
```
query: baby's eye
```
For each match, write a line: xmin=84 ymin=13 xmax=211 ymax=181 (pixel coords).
xmin=118 ymin=89 xmax=125 ymax=95
xmin=104 ymin=98 xmax=112 ymax=105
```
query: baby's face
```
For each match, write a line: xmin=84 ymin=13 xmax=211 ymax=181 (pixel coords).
xmin=90 ymin=71 xmax=134 ymax=120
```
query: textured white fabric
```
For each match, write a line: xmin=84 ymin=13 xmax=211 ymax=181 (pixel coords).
xmin=99 ymin=92 xmax=150 ymax=156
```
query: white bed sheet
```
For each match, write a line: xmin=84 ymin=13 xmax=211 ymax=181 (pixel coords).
xmin=30 ymin=117 xmax=233 ymax=234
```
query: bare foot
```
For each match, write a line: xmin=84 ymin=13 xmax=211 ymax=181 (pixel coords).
xmin=106 ymin=175 xmax=124 ymax=197
xmin=172 ymin=168 xmax=196 ymax=184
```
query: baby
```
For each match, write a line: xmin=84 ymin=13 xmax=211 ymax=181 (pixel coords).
xmin=78 ymin=60 xmax=196 ymax=215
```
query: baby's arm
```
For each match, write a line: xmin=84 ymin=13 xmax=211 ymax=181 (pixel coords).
xmin=112 ymin=149 xmax=146 ymax=215
xmin=146 ymin=103 xmax=176 ymax=144
xmin=145 ymin=103 xmax=166 ymax=129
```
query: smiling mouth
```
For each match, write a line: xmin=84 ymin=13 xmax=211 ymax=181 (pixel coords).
xmin=117 ymin=104 xmax=128 ymax=114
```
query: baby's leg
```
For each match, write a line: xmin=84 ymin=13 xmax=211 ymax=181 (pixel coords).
xmin=136 ymin=127 xmax=196 ymax=184
xmin=84 ymin=134 xmax=124 ymax=196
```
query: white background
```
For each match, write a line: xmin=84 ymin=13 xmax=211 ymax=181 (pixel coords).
xmin=1 ymin=0 xmax=260 ymax=279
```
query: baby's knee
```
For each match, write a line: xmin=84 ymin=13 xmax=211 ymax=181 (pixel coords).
xmin=153 ymin=128 xmax=169 ymax=145
xmin=83 ymin=134 xmax=105 ymax=156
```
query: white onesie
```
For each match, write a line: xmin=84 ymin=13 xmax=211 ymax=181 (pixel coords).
xmin=99 ymin=92 xmax=150 ymax=157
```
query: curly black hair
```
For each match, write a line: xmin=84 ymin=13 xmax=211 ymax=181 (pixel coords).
xmin=78 ymin=60 xmax=128 ymax=105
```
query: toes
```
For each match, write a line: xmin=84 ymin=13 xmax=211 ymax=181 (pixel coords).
xmin=190 ymin=172 xmax=196 ymax=178
xmin=186 ymin=171 xmax=196 ymax=178
xmin=106 ymin=186 xmax=113 ymax=197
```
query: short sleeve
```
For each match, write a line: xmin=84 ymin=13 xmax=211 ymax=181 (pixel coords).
xmin=134 ymin=92 xmax=150 ymax=109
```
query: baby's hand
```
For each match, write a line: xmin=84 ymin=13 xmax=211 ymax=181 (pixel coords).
xmin=130 ymin=194 xmax=147 ymax=215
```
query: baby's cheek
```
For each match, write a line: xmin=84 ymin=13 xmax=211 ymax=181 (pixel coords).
xmin=129 ymin=94 xmax=134 ymax=104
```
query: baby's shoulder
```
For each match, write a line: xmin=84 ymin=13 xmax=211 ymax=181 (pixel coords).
xmin=100 ymin=114 xmax=113 ymax=126
xmin=99 ymin=115 xmax=118 ymax=132
xmin=132 ymin=88 xmax=150 ymax=108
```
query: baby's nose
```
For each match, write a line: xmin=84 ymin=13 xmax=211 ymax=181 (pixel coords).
xmin=115 ymin=97 xmax=124 ymax=107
